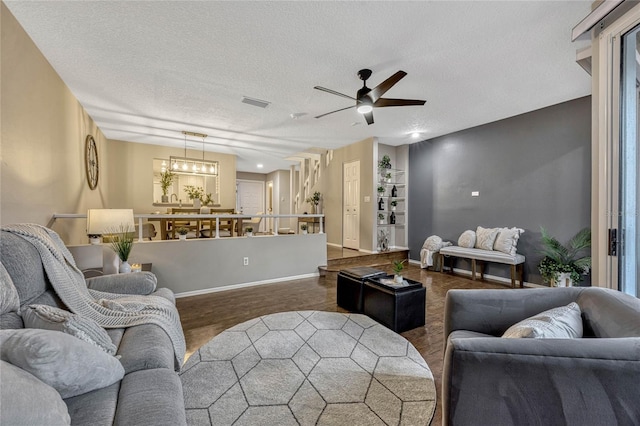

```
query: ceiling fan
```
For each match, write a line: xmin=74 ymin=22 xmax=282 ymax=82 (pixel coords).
xmin=314 ymin=69 xmax=426 ymax=125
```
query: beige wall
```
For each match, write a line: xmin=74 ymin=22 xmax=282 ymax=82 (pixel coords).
xmin=1 ymin=4 xmax=111 ymax=243
xmin=105 ymin=140 xmax=236 ymax=214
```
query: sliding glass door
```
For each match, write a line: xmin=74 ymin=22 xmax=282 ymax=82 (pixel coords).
xmin=619 ymin=25 xmax=640 ymax=297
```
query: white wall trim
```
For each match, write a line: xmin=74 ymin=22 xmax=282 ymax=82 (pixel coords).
xmin=359 ymin=248 xmax=376 ymax=254
xmin=175 ymin=272 xmax=320 ymax=298
xmin=327 ymin=242 xmax=342 ymax=249
xmin=450 ymin=267 xmax=542 ymax=288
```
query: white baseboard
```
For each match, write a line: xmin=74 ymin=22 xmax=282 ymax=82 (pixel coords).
xmin=408 ymin=258 xmax=421 ymax=265
xmin=175 ymin=272 xmax=320 ymax=298
xmin=359 ymin=248 xmax=376 ymax=254
xmin=450 ymin=267 xmax=542 ymax=288
xmin=326 ymin=242 xmax=342 ymax=249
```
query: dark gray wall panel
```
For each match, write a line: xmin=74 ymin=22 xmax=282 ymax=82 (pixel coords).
xmin=408 ymin=96 xmax=591 ymax=285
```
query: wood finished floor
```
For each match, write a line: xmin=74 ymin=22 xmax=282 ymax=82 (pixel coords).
xmin=176 ymin=263 xmax=507 ymax=425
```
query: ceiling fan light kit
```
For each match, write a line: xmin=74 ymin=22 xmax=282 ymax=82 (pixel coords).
xmin=314 ymin=69 xmax=426 ymax=125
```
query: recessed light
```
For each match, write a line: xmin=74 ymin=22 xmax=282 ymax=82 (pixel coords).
xmin=290 ymin=112 xmax=307 ymax=119
xmin=411 ymin=132 xmax=421 ymax=138
xmin=257 ymin=164 xmax=264 ymax=169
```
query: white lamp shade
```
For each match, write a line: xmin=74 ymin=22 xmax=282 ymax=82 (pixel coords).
xmin=87 ymin=209 xmax=135 ymax=235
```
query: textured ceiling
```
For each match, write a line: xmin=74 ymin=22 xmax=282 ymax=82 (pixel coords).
xmin=5 ymin=1 xmax=592 ymax=173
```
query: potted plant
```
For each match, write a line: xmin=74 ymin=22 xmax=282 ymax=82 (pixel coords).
xmin=378 ymin=155 xmax=391 ymax=169
xmin=184 ymin=185 xmax=204 ymax=208
xmin=177 ymin=227 xmax=189 ymax=241
xmin=385 ymin=172 xmax=392 ymax=183
xmin=202 ymin=193 xmax=214 ymax=207
xmin=159 ymin=169 xmax=176 ymax=203
xmin=305 ymin=191 xmax=321 ymax=214
xmin=108 ymin=225 xmax=135 ymax=273
xmin=377 ymin=186 xmax=386 ymax=195
xmin=378 ymin=213 xmax=385 ymax=224
xmin=301 ymin=224 xmax=308 ymax=234
xmin=390 ymin=200 xmax=397 ymax=211
xmin=538 ymin=227 xmax=591 ymax=287
xmin=246 ymin=227 xmax=253 ymax=237
xmin=392 ymin=260 xmax=406 ymax=284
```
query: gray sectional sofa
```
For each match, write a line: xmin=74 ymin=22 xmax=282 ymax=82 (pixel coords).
xmin=0 ymin=230 xmax=187 ymax=425
xmin=442 ymin=287 xmax=640 ymax=426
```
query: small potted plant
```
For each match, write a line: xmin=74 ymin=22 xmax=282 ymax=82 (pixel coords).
xmin=108 ymin=225 xmax=135 ymax=273
xmin=177 ymin=227 xmax=189 ymax=241
xmin=390 ymin=200 xmax=397 ymax=211
xmin=305 ymin=191 xmax=321 ymax=214
xmin=202 ymin=193 xmax=214 ymax=207
xmin=184 ymin=185 xmax=204 ymax=208
xmin=246 ymin=227 xmax=254 ymax=237
xmin=377 ymin=186 xmax=386 ymax=195
xmin=159 ymin=169 xmax=176 ymax=203
xmin=301 ymin=224 xmax=308 ymax=235
xmin=378 ymin=213 xmax=385 ymax=224
xmin=385 ymin=172 xmax=392 ymax=183
xmin=392 ymin=259 xmax=406 ymax=284
xmin=538 ymin=227 xmax=591 ymax=287
xmin=378 ymin=155 xmax=391 ymax=169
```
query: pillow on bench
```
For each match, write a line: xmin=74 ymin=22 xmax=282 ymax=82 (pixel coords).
xmin=458 ymin=230 xmax=476 ymax=248
xmin=474 ymin=226 xmax=499 ymax=251
xmin=493 ymin=227 xmax=524 ymax=256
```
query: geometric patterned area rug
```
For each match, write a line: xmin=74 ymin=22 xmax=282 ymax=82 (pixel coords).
xmin=180 ymin=311 xmax=436 ymax=425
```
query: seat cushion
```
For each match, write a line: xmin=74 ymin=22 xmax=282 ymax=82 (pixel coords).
xmin=64 ymin=381 xmax=120 ymax=426
xmin=440 ymin=246 xmax=525 ymax=265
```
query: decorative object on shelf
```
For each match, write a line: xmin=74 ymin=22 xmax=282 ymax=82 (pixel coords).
xmin=246 ymin=227 xmax=254 ymax=237
xmin=300 ymin=224 xmax=308 ymax=235
xmin=305 ymin=191 xmax=321 ymax=214
xmin=392 ymin=259 xmax=406 ymax=284
xmin=108 ymin=225 xmax=135 ymax=274
xmin=385 ymin=172 xmax=392 ymax=183
xmin=202 ymin=193 xmax=214 ymax=207
xmin=177 ymin=227 xmax=188 ymax=241
xmin=159 ymin=169 xmax=176 ymax=203
xmin=167 ymin=131 xmax=219 ymax=177
xmin=377 ymin=185 xmax=385 ymax=195
xmin=378 ymin=197 xmax=385 ymax=211
xmin=538 ymin=227 xmax=591 ymax=287
xmin=379 ymin=155 xmax=391 ymax=169
xmin=378 ymin=213 xmax=385 ymax=224
xmin=390 ymin=211 xmax=396 ymax=224
xmin=390 ymin=200 xmax=397 ymax=211
xmin=378 ymin=229 xmax=389 ymax=252
xmin=391 ymin=185 xmax=398 ymax=198
xmin=184 ymin=185 xmax=204 ymax=208
xmin=84 ymin=135 xmax=99 ymax=190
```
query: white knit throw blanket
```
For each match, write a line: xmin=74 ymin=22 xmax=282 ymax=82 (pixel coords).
xmin=3 ymin=224 xmax=185 ymax=369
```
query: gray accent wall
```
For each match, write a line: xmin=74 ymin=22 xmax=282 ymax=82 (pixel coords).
xmin=408 ymin=96 xmax=592 ymax=285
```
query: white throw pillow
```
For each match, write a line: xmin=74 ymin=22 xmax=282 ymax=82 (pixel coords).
xmin=493 ymin=227 xmax=524 ymax=256
xmin=502 ymin=302 xmax=583 ymax=339
xmin=0 ymin=329 xmax=125 ymax=399
xmin=474 ymin=226 xmax=499 ymax=251
xmin=458 ymin=230 xmax=476 ymax=248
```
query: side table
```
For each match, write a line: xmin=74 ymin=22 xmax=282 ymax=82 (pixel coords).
xmin=363 ymin=275 xmax=426 ymax=333
xmin=82 ymin=263 xmax=152 ymax=279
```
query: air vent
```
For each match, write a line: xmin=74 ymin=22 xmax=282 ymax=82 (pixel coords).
xmin=242 ymin=96 xmax=271 ymax=109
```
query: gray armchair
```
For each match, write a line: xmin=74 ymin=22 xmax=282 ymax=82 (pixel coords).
xmin=442 ymin=287 xmax=640 ymax=426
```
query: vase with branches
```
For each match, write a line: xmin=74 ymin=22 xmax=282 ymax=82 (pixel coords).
xmin=305 ymin=191 xmax=321 ymax=214
xmin=184 ymin=185 xmax=204 ymax=208
xmin=159 ymin=170 xmax=176 ymax=202
xmin=538 ymin=227 xmax=591 ymax=287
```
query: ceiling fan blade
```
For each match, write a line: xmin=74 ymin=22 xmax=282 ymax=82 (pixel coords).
xmin=369 ymin=71 xmax=407 ymax=101
xmin=315 ymin=105 xmax=355 ymax=119
xmin=314 ymin=86 xmax=356 ymax=101
xmin=364 ymin=112 xmax=374 ymax=125
xmin=374 ymin=98 xmax=426 ymax=108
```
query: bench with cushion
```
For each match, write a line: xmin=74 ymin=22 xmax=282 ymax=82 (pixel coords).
xmin=439 ymin=226 xmax=525 ymax=288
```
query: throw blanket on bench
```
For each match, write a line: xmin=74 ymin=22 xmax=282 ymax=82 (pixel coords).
xmin=2 ymin=224 xmax=185 ymax=369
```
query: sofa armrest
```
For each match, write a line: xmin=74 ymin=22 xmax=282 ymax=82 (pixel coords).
xmin=443 ymin=336 xmax=640 ymax=426
xmin=86 ymin=272 xmax=157 ymax=295
xmin=444 ymin=288 xmax=586 ymax=337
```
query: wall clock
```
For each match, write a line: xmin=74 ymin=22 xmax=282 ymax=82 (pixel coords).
xmin=85 ymin=135 xmax=99 ymax=190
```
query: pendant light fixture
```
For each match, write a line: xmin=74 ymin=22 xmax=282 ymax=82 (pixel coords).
xmin=168 ymin=131 xmax=219 ymax=177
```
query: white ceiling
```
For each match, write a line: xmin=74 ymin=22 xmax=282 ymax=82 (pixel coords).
xmin=6 ymin=1 xmax=592 ymax=173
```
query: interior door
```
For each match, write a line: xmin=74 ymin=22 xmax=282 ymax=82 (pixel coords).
xmin=236 ymin=180 xmax=265 ymax=232
xmin=343 ymin=160 xmax=360 ymax=250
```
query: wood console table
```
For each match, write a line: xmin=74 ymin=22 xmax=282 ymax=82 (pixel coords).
xmin=297 ymin=216 xmax=325 ymax=234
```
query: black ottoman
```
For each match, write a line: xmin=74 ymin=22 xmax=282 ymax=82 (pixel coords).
xmin=363 ymin=276 xmax=426 ymax=333
xmin=337 ymin=267 xmax=386 ymax=312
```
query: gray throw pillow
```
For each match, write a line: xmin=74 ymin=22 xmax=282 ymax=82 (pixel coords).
xmin=21 ymin=304 xmax=117 ymax=355
xmin=493 ymin=227 xmax=524 ymax=256
xmin=502 ymin=302 xmax=583 ymax=339
xmin=474 ymin=226 xmax=500 ymax=251
xmin=0 ymin=360 xmax=71 ymax=425
xmin=0 ymin=263 xmax=20 ymax=315
xmin=0 ymin=328 xmax=125 ymax=399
